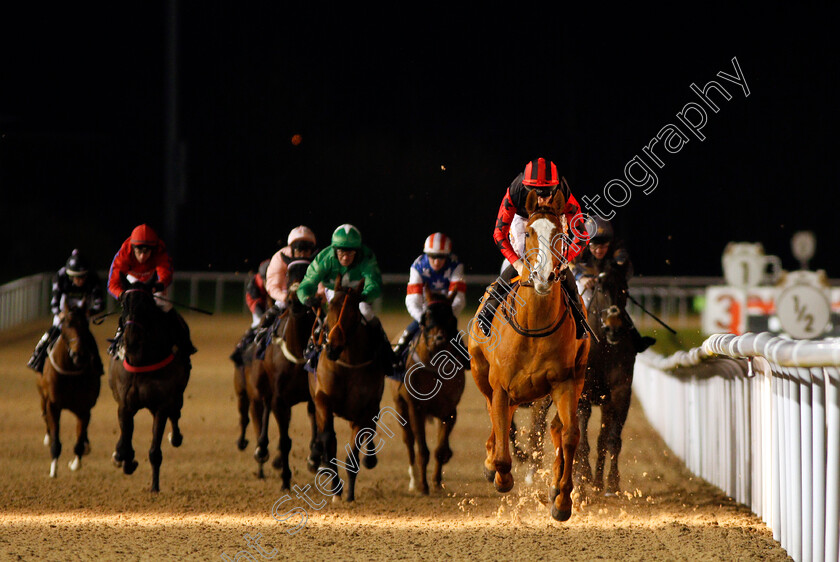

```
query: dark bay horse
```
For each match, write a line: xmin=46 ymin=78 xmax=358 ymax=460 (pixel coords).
xmin=240 ymin=261 xmax=317 ymax=484
xmin=308 ymin=275 xmax=386 ymax=502
xmin=39 ymin=304 xmax=102 ymax=477
xmin=109 ymin=278 xmax=190 ymax=492
xmin=573 ymin=259 xmax=636 ymax=496
xmin=391 ymin=291 xmax=465 ymax=494
xmin=469 ymin=190 xmax=590 ymax=521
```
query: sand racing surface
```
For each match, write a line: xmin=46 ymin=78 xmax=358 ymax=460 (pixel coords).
xmin=0 ymin=314 xmax=790 ymax=561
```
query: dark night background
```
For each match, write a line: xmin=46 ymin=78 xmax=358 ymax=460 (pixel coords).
xmin=1 ymin=5 xmax=837 ymax=284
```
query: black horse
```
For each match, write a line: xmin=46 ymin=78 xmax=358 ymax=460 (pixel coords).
xmin=573 ymin=259 xmax=636 ymax=496
xmin=109 ymin=277 xmax=191 ymax=492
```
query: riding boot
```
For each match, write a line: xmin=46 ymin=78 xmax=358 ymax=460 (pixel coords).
xmin=28 ymin=325 xmax=60 ymax=372
xmin=167 ymin=309 xmax=197 ymax=356
xmin=230 ymin=327 xmax=257 ymax=366
xmin=367 ymin=317 xmax=396 ymax=377
xmin=561 ymin=272 xmax=587 ymax=340
xmin=391 ymin=321 xmax=420 ymax=373
xmin=477 ymin=264 xmax=517 ymax=337
xmin=108 ymin=320 xmax=123 ymax=357
xmin=254 ymin=306 xmax=280 ymax=360
xmin=626 ymin=314 xmax=656 ymax=353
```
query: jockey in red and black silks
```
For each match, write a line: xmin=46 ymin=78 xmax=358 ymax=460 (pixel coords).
xmin=479 ymin=158 xmax=590 ymax=340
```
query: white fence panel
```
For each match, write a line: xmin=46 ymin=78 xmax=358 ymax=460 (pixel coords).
xmin=634 ymin=334 xmax=840 ymax=562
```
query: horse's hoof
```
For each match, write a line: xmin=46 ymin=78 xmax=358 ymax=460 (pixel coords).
xmin=124 ymin=460 xmax=138 ymax=475
xmin=550 ymin=504 xmax=572 ymax=522
xmin=236 ymin=438 xmax=249 ymax=451
xmin=82 ymin=442 xmax=91 ymax=456
xmin=306 ymin=456 xmax=320 ymax=474
xmin=272 ymin=455 xmax=283 ymax=470
xmin=112 ymin=452 xmax=123 ymax=468
xmin=483 ymin=465 xmax=496 ymax=482
xmin=43 ymin=434 xmax=50 ymax=447
xmin=494 ymin=472 xmax=514 ymax=493
xmin=168 ymin=431 xmax=182 ymax=448
xmin=50 ymin=459 xmax=58 ymax=478
xmin=331 ymin=494 xmax=342 ymax=504
xmin=69 ymin=456 xmax=82 ymax=471
xmin=253 ymin=447 xmax=269 ymax=464
xmin=362 ymin=454 xmax=377 ymax=469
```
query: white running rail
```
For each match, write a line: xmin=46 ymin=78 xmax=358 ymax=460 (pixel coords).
xmin=634 ymin=333 xmax=840 ymax=562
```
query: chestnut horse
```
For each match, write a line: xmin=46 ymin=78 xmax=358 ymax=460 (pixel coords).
xmin=573 ymin=258 xmax=636 ymax=496
xmin=39 ymin=303 xmax=102 ymax=477
xmin=392 ymin=291 xmax=465 ymax=494
xmin=308 ymin=275 xmax=386 ymax=502
xmin=469 ymin=189 xmax=590 ymax=521
xmin=109 ymin=278 xmax=190 ymax=492
xmin=240 ymin=261 xmax=317 ymax=484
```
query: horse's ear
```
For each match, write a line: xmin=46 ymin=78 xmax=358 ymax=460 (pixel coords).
xmin=119 ymin=273 xmax=130 ymax=290
xmin=423 ymin=287 xmax=432 ymax=302
xmin=355 ymin=278 xmax=365 ymax=294
xmin=525 ymin=189 xmax=539 ymax=216
xmin=335 ymin=274 xmax=343 ymax=290
xmin=447 ymin=292 xmax=457 ymax=306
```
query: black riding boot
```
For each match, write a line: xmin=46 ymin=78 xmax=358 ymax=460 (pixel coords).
xmin=627 ymin=314 xmax=656 ymax=353
xmin=28 ymin=325 xmax=60 ymax=372
xmin=367 ymin=317 xmax=395 ymax=377
xmin=167 ymin=309 xmax=197 ymax=356
xmin=561 ymin=272 xmax=587 ymax=340
xmin=477 ymin=264 xmax=517 ymax=337
xmin=230 ymin=327 xmax=257 ymax=366
xmin=391 ymin=322 xmax=420 ymax=373
xmin=254 ymin=306 xmax=282 ymax=360
xmin=108 ymin=319 xmax=123 ymax=357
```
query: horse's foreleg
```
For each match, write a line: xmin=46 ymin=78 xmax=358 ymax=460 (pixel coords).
xmin=113 ymin=405 xmax=138 ymax=475
xmin=149 ymin=410 xmax=167 ymax=493
xmin=574 ymin=398 xmax=593 ymax=488
xmin=235 ymin=367 xmax=250 ymax=450
xmin=490 ymin=389 xmax=515 ymax=493
xmin=549 ymin=380 xmax=581 ymax=522
xmin=594 ymin=405 xmax=609 ymax=491
xmin=605 ymin=385 xmax=632 ymax=495
xmin=433 ymin=412 xmax=456 ymax=490
xmin=306 ymin=399 xmax=320 ymax=473
xmin=168 ymin=394 xmax=184 ymax=448
xmin=343 ymin=427 xmax=362 ymax=503
xmin=408 ymin=404 xmax=430 ymax=495
xmin=272 ymin=402 xmax=293 ymax=490
xmin=46 ymin=402 xmax=61 ymax=478
xmin=394 ymin=394 xmax=417 ymax=491
xmin=250 ymin=397 xmax=268 ymax=478
xmin=68 ymin=410 xmax=91 ymax=472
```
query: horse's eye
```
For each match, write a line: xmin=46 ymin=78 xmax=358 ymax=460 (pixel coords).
xmin=525 ymin=232 xmax=530 ymax=238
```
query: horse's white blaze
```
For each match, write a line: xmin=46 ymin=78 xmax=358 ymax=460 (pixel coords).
xmin=69 ymin=456 xmax=81 ymax=471
xmin=50 ymin=459 xmax=58 ymax=478
xmin=408 ymin=465 xmax=417 ymax=491
xmin=529 ymin=218 xmax=557 ymax=293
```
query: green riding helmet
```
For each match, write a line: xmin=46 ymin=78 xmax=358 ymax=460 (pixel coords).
xmin=331 ymin=224 xmax=362 ymax=250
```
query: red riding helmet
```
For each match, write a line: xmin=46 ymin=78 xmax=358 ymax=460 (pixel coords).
xmin=130 ymin=224 xmax=159 ymax=247
xmin=522 ymin=158 xmax=560 ymax=188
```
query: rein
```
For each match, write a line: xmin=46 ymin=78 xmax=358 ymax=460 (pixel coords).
xmin=504 ymin=286 xmax=572 ymax=338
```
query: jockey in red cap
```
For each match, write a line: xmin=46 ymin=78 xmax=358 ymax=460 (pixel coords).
xmin=478 ymin=158 xmax=591 ymax=339
xmin=107 ymin=224 xmax=196 ymax=357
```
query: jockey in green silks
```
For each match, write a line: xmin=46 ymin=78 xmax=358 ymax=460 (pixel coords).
xmin=296 ymin=224 xmax=394 ymax=374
